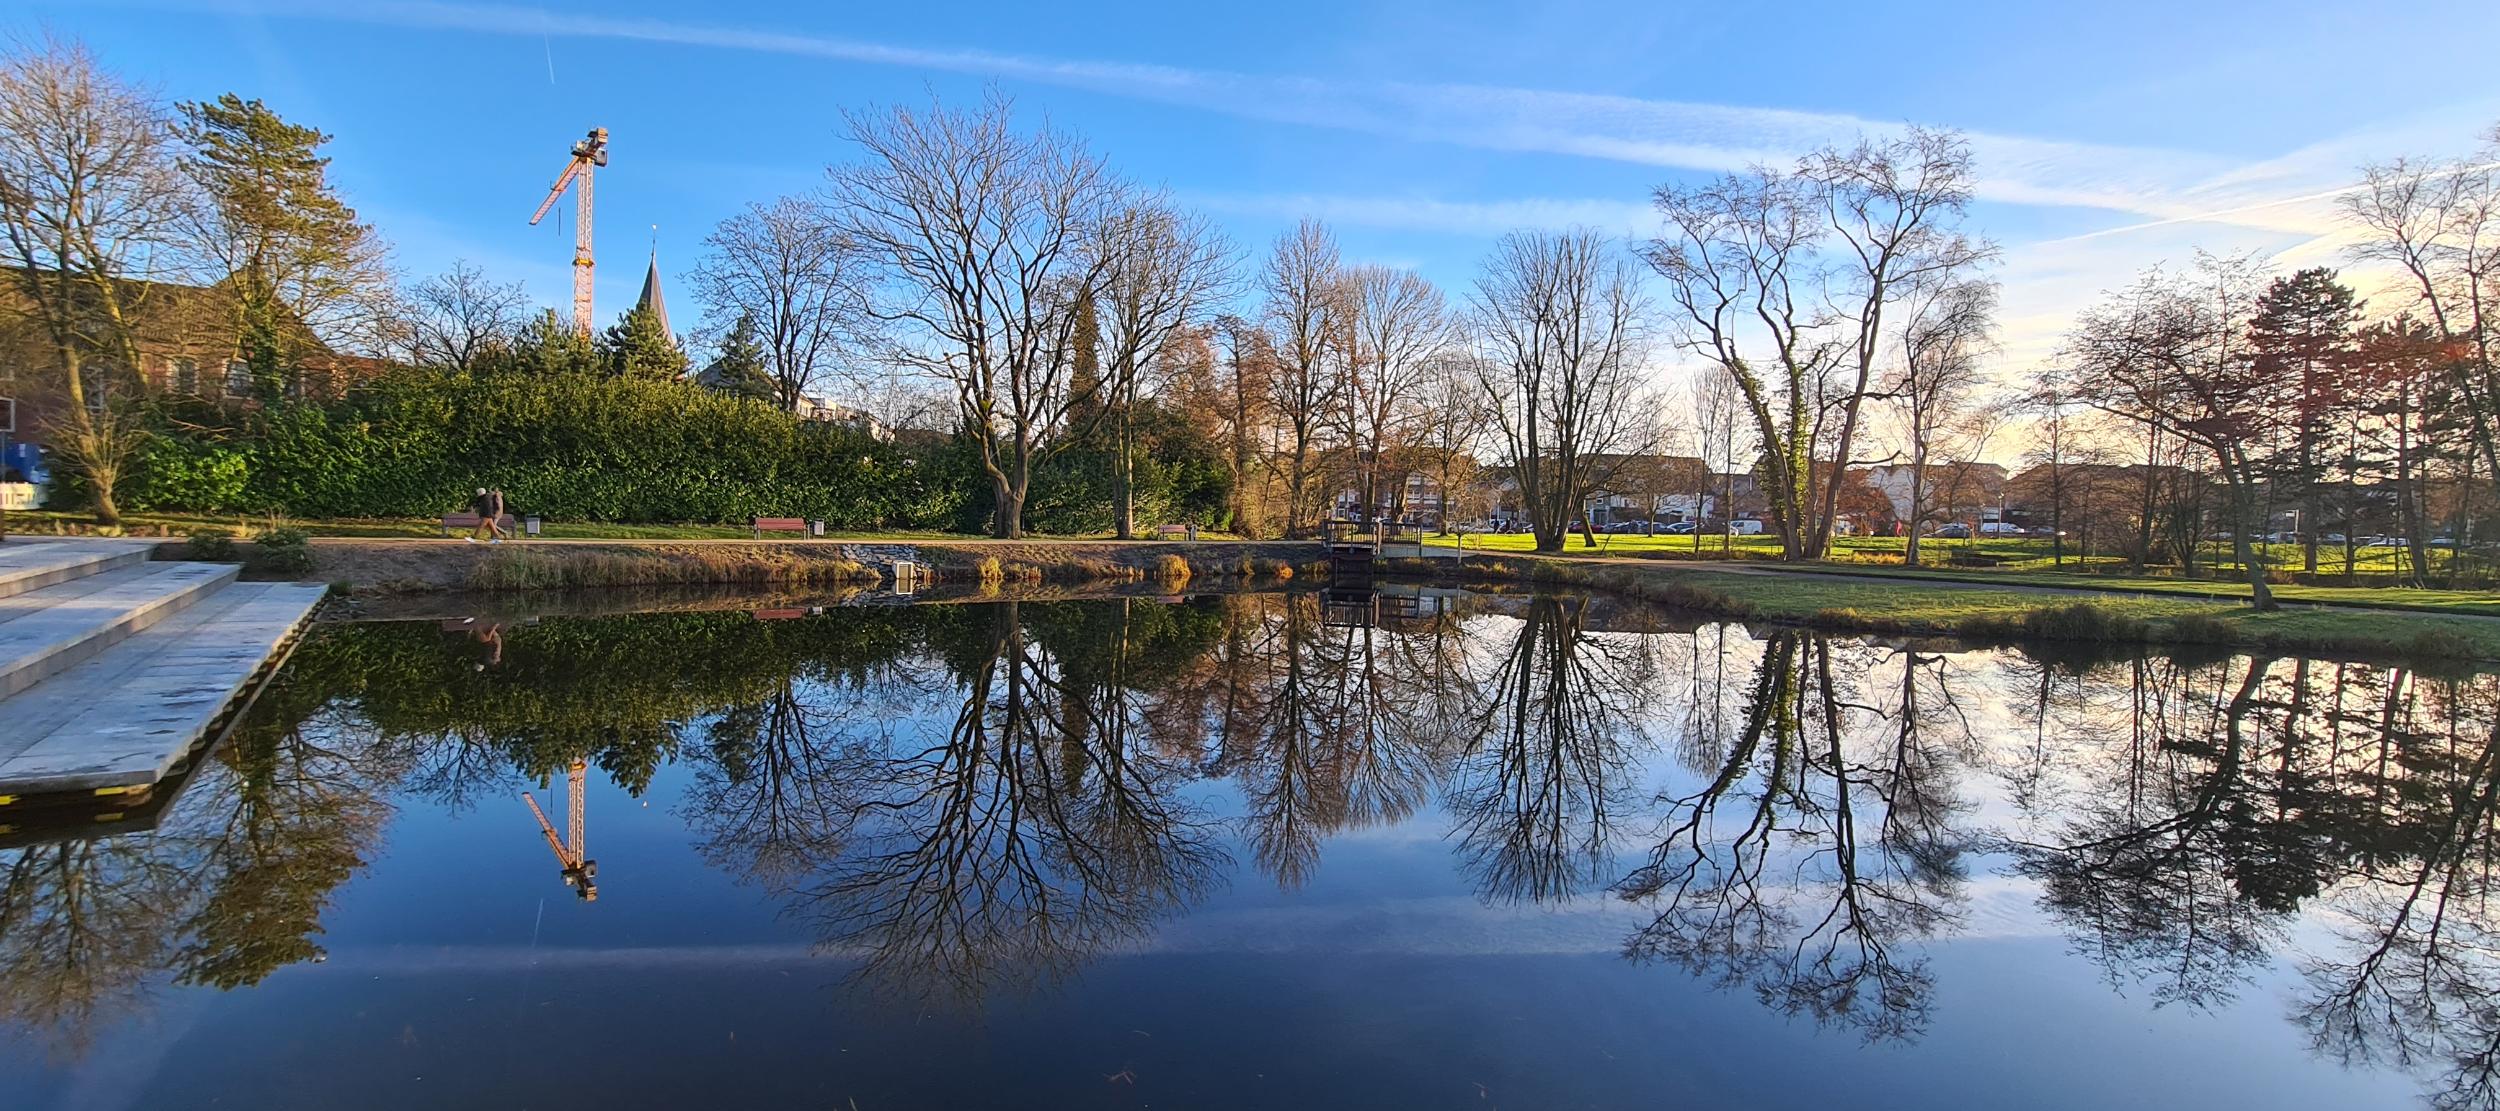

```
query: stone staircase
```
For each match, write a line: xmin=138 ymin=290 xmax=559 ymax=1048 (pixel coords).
xmin=0 ymin=539 xmax=326 ymax=800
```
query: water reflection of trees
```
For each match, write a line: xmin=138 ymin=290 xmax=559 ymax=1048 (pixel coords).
xmin=0 ymin=672 xmax=402 ymax=1058
xmin=13 ymin=590 xmax=2500 ymax=1109
xmin=764 ymin=601 xmax=1229 ymax=1006
xmin=1616 ymin=632 xmax=1974 ymax=1042
xmin=1204 ymin=594 xmax=1460 ymax=886
xmin=1447 ymin=594 xmax=1650 ymax=905
xmin=2005 ymin=655 xmax=2500 ymax=1110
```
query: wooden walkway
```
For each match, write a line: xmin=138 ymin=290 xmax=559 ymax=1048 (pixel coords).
xmin=0 ymin=539 xmax=324 ymax=801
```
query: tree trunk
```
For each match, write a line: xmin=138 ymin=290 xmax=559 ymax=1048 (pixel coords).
xmin=2223 ymin=456 xmax=2275 ymax=611
xmin=1114 ymin=385 xmax=1137 ymax=540
xmin=2300 ymin=464 xmax=2320 ymax=574
xmin=991 ymin=475 xmax=1025 ymax=539
xmin=1904 ymin=456 xmax=1928 ymax=569
xmin=1691 ymin=480 xmax=1706 ymax=554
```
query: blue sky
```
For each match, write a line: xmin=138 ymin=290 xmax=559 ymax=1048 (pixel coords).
xmin=15 ymin=0 xmax=2500 ymax=368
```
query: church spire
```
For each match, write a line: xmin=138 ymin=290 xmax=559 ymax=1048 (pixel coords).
xmin=636 ymin=245 xmax=670 ymax=337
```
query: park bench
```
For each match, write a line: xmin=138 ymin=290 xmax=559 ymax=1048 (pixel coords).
xmin=440 ymin=511 xmax=516 ymax=537
xmin=753 ymin=516 xmax=811 ymax=539
xmin=1155 ymin=523 xmax=1193 ymax=540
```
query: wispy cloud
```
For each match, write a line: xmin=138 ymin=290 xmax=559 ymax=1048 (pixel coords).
xmin=133 ymin=0 xmax=2457 ymax=230
xmin=1188 ymin=191 xmax=1657 ymax=238
xmin=133 ymin=0 xmax=2495 ymax=382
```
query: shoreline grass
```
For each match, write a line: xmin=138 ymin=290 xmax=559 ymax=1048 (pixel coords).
xmin=224 ymin=535 xmax=1327 ymax=595
xmin=1409 ymin=553 xmax=2500 ymax=666
xmin=1423 ymin=529 xmax=2490 ymax=580
xmin=3 ymin=509 xmax=1250 ymax=544
xmin=30 ymin=506 xmax=2492 ymax=663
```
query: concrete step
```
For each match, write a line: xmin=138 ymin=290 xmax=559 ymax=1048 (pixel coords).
xmin=0 ymin=580 xmax=273 ymax=751
xmin=0 ymin=581 xmax=327 ymax=796
xmin=0 ymin=539 xmax=155 ymax=600
xmin=0 ymin=561 xmax=241 ymax=698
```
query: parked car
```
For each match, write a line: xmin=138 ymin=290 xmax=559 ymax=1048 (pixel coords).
xmin=2321 ymin=532 xmax=2347 ymax=544
xmin=1929 ymin=523 xmax=1972 ymax=539
xmin=1662 ymin=521 xmax=1698 ymax=535
xmin=1726 ymin=519 xmax=1766 ymax=536
xmin=2431 ymin=535 xmax=2461 ymax=549
xmin=1977 ymin=521 xmax=2022 ymax=536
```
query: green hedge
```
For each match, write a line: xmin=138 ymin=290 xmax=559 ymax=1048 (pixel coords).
xmin=170 ymin=369 xmax=970 ymax=527
xmin=104 ymin=367 xmax=1231 ymax=532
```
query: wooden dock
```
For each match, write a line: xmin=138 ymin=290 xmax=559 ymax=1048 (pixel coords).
xmin=0 ymin=539 xmax=324 ymax=802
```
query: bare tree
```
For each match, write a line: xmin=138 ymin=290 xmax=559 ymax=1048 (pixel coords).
xmin=1468 ymin=229 xmax=1655 ymax=553
xmin=2013 ymin=384 xmax=2113 ymax=569
xmin=1649 ymin=167 xmax=1833 ymax=559
xmin=2059 ymin=256 xmax=2285 ymax=609
xmin=691 ymin=194 xmax=860 ymax=412
xmin=825 ymin=95 xmax=1122 ymax=538
xmin=1093 ymin=196 xmax=1232 ymax=537
xmin=2343 ymin=134 xmax=2500 ymax=509
xmin=1338 ymin=264 xmax=1448 ymax=526
xmin=1210 ymin=314 xmax=1279 ymax=534
xmin=1259 ymin=218 xmax=1348 ymax=534
xmin=0 ymin=35 xmax=191 ymax=524
xmin=1413 ymin=353 xmax=1486 ymax=533
xmin=1649 ymin=129 xmax=1988 ymax=561
xmin=1692 ymin=369 xmax=1750 ymax=552
xmin=1805 ymin=130 xmax=1993 ymax=555
xmin=403 ymin=260 xmax=528 ymax=372
xmin=1888 ymin=279 xmax=1998 ymax=566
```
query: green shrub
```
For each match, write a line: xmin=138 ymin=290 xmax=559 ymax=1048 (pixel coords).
xmin=1962 ymin=603 xmax=2147 ymax=644
xmin=252 ymin=525 xmax=316 ymax=575
xmin=2164 ymin=611 xmax=2238 ymax=644
xmin=184 ymin=526 xmax=239 ymax=562
xmin=2410 ymin=627 xmax=2476 ymax=664
xmin=1636 ymin=581 xmax=1754 ymax=617
xmin=207 ymin=368 xmax=969 ymax=527
xmin=126 ymin=436 xmax=251 ymax=513
xmin=69 ymin=365 xmax=1240 ymax=534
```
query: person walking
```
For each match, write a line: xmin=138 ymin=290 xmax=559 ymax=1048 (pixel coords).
xmin=465 ymin=486 xmax=506 ymax=544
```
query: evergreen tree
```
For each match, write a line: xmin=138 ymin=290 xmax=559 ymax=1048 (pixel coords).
xmin=2247 ymin=267 xmax=2362 ymax=573
xmin=1066 ymin=288 xmax=1105 ymax=433
xmin=601 ymin=303 xmax=688 ymax=380
xmin=178 ymin=93 xmax=389 ymax=399
xmin=496 ymin=309 xmax=602 ymax=376
xmin=701 ymin=312 xmax=776 ymax=403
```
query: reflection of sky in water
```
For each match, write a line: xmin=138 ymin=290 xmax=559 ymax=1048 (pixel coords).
xmin=0 ymin=592 xmax=2481 ymax=1110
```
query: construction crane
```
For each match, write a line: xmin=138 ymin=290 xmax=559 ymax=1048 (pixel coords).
xmin=527 ymin=126 xmax=609 ymax=337
xmin=521 ymin=759 xmax=598 ymax=901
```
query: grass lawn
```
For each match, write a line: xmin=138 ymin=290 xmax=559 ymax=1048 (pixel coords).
xmin=1425 ymin=531 xmax=2500 ymax=615
xmin=1427 ymin=529 xmax=2476 ymax=574
xmin=1442 ymin=555 xmax=2500 ymax=664
xmin=1776 ymin=562 xmax=2500 ymax=617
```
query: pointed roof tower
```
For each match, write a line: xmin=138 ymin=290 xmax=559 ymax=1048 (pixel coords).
xmin=636 ymin=248 xmax=670 ymax=336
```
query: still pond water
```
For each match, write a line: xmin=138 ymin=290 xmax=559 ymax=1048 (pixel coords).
xmin=2 ymin=586 xmax=2493 ymax=1110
